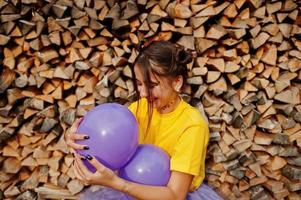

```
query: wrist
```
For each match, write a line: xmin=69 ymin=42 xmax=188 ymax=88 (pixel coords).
xmin=121 ymin=179 xmax=130 ymax=194
xmin=112 ymin=176 xmax=130 ymax=194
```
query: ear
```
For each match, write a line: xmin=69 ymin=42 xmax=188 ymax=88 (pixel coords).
xmin=172 ymin=75 xmax=183 ymax=92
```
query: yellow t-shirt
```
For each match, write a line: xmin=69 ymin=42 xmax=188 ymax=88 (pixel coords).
xmin=128 ymin=98 xmax=209 ymax=190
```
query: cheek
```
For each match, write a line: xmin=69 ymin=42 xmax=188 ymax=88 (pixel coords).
xmin=150 ymin=87 xmax=161 ymax=98
xmin=162 ymin=91 xmax=171 ymax=102
xmin=153 ymin=89 xmax=169 ymax=102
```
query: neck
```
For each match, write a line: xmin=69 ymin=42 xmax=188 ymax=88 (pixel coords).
xmin=158 ymin=95 xmax=181 ymax=114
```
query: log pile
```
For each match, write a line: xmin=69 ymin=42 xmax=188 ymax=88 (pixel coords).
xmin=0 ymin=0 xmax=300 ymax=199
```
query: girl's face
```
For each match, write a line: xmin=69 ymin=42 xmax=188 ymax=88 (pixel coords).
xmin=134 ymin=64 xmax=181 ymax=114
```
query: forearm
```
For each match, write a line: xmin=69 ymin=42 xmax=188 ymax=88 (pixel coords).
xmin=111 ymin=176 xmax=180 ymax=200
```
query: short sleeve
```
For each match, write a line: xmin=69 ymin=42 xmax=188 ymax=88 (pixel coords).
xmin=170 ymin=123 xmax=209 ymax=176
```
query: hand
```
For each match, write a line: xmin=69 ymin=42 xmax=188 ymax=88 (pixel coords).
xmin=65 ymin=118 xmax=89 ymax=154
xmin=73 ymin=153 xmax=118 ymax=187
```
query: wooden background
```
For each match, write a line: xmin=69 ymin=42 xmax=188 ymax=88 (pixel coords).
xmin=0 ymin=0 xmax=300 ymax=199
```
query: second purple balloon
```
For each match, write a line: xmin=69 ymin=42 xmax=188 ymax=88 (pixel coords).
xmin=119 ymin=144 xmax=171 ymax=186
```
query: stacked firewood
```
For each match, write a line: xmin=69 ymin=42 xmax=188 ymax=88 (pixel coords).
xmin=0 ymin=0 xmax=300 ymax=199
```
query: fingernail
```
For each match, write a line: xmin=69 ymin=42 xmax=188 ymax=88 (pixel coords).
xmin=84 ymin=136 xmax=89 ymax=139
xmin=85 ymin=155 xmax=93 ymax=160
xmin=84 ymin=146 xmax=89 ymax=150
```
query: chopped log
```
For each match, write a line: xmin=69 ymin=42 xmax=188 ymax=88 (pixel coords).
xmin=206 ymin=25 xmax=227 ymax=40
xmin=177 ymin=36 xmax=195 ymax=50
xmin=207 ymin=58 xmax=225 ymax=72
xmin=274 ymin=87 xmax=300 ymax=105
xmin=35 ymin=185 xmax=77 ymax=199
xmin=195 ymin=6 xmax=216 ymax=17
xmin=278 ymin=23 xmax=292 ymax=38
xmin=0 ymin=34 xmax=10 ymax=45
xmin=3 ymin=157 xmax=21 ymax=174
xmin=38 ymin=49 xmax=59 ymax=63
xmin=224 ymin=4 xmax=237 ymax=18
xmin=67 ymin=179 xmax=84 ymax=195
xmin=0 ymin=68 xmax=16 ymax=93
xmin=195 ymin=38 xmax=216 ymax=53
xmin=261 ymin=44 xmax=277 ymax=66
xmin=207 ymin=71 xmax=221 ymax=83
xmin=267 ymin=2 xmax=282 ymax=15
xmin=121 ymin=0 xmax=139 ymax=20
xmin=251 ymin=32 xmax=270 ymax=49
xmin=0 ymin=0 xmax=300 ymax=199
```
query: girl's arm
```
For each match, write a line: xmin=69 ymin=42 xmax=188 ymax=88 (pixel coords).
xmin=67 ymin=121 xmax=193 ymax=200
xmin=113 ymin=170 xmax=193 ymax=200
xmin=74 ymin=153 xmax=193 ymax=200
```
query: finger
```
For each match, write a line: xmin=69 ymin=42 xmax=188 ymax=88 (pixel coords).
xmin=66 ymin=140 xmax=88 ymax=150
xmin=66 ymin=133 xmax=89 ymax=149
xmin=74 ymin=163 xmax=89 ymax=186
xmin=66 ymin=118 xmax=83 ymax=137
xmin=70 ymin=148 xmax=76 ymax=155
xmin=75 ymin=153 xmax=92 ymax=176
xmin=85 ymin=155 xmax=107 ymax=173
xmin=74 ymin=155 xmax=91 ymax=184
xmin=71 ymin=117 xmax=84 ymax=130
xmin=74 ymin=162 xmax=90 ymax=186
xmin=73 ymin=158 xmax=85 ymax=181
xmin=74 ymin=162 xmax=85 ymax=181
xmin=69 ymin=133 xmax=89 ymax=140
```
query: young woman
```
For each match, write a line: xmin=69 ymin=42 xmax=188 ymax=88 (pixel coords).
xmin=66 ymin=41 xmax=223 ymax=200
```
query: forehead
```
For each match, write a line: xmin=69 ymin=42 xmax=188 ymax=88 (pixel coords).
xmin=133 ymin=64 xmax=174 ymax=85
xmin=134 ymin=64 xmax=157 ymax=82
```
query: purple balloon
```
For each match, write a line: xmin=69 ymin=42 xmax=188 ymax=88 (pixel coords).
xmin=119 ymin=144 xmax=171 ymax=186
xmin=76 ymin=103 xmax=139 ymax=172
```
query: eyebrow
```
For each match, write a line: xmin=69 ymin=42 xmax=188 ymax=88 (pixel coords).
xmin=150 ymin=81 xmax=159 ymax=85
xmin=136 ymin=79 xmax=159 ymax=84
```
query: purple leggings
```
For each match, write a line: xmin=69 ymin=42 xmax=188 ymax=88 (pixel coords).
xmin=79 ymin=183 xmax=224 ymax=200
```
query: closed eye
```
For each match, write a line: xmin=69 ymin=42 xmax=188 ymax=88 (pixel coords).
xmin=136 ymin=80 xmax=142 ymax=86
xmin=150 ymin=82 xmax=159 ymax=88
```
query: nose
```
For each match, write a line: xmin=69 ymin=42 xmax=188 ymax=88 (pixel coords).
xmin=138 ymin=86 xmax=148 ymax=98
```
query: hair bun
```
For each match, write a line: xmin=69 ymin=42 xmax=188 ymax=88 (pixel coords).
xmin=176 ymin=47 xmax=192 ymax=65
xmin=137 ymin=40 xmax=145 ymax=52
